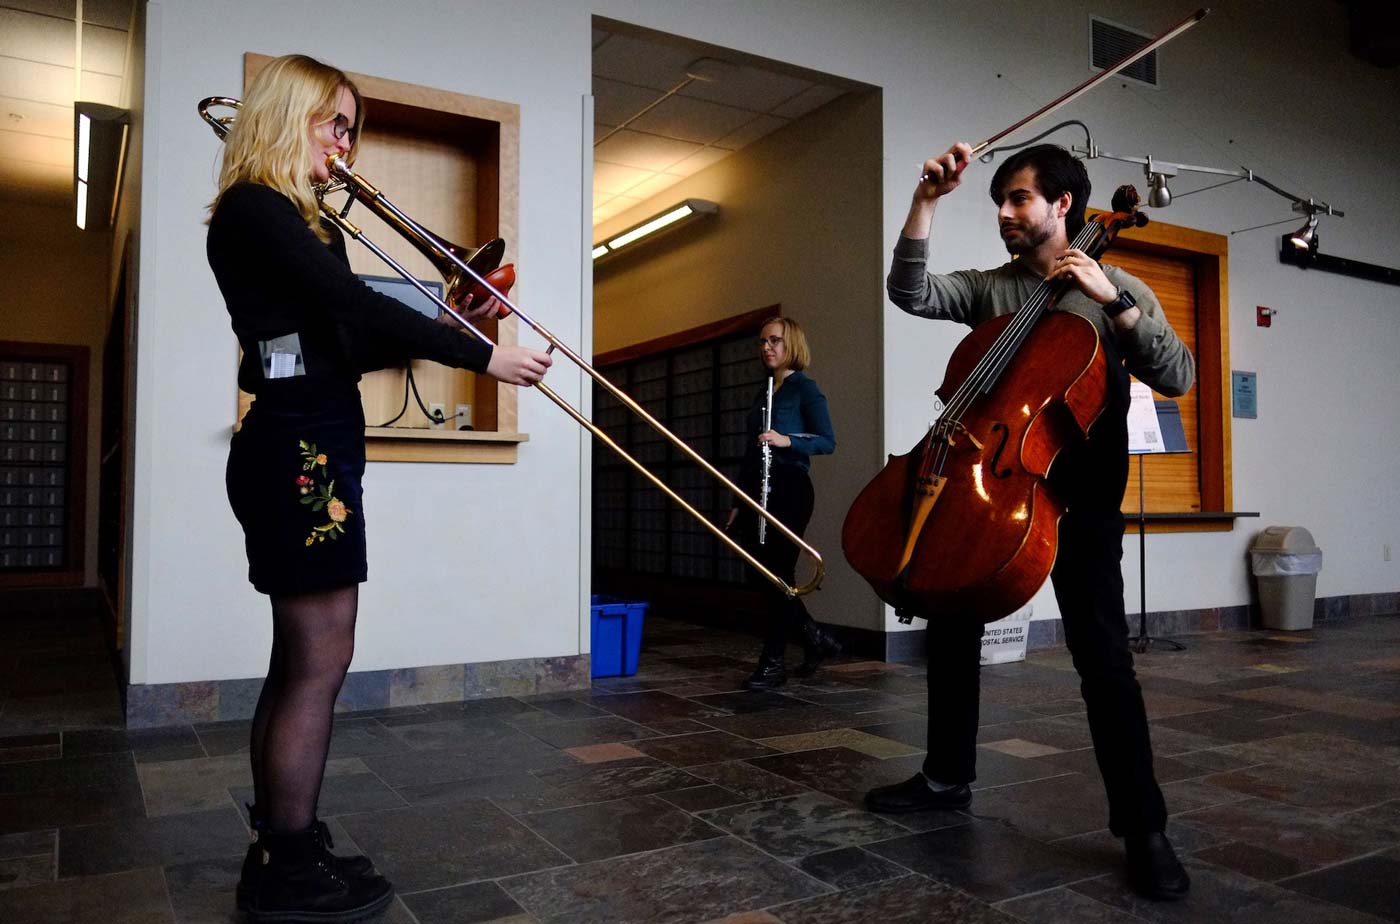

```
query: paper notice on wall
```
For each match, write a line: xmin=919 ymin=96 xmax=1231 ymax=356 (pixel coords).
xmin=980 ymin=604 xmax=1033 ymax=665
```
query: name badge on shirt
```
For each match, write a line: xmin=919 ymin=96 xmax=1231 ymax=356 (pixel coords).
xmin=258 ymin=333 xmax=306 ymax=379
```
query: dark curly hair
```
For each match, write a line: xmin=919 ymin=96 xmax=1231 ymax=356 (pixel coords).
xmin=989 ymin=144 xmax=1090 ymax=240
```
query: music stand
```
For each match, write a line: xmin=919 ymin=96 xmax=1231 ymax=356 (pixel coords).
xmin=1126 ymin=385 xmax=1191 ymax=653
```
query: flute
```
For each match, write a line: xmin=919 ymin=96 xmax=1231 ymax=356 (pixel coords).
xmin=759 ymin=375 xmax=774 ymax=545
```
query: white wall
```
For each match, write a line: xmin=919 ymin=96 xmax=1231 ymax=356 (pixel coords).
xmin=133 ymin=0 xmax=594 ymax=684
xmin=133 ymin=0 xmax=1400 ymax=684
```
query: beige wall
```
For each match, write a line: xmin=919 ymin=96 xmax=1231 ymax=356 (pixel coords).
xmin=593 ymin=90 xmax=885 ymax=632
xmin=0 ymin=200 xmax=113 ymax=587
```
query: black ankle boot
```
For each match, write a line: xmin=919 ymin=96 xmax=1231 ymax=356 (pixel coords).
xmin=743 ymin=655 xmax=786 ymax=690
xmin=314 ymin=818 xmax=376 ymax=880
xmin=793 ymin=621 xmax=843 ymax=679
xmin=236 ymin=804 xmax=265 ymax=911
xmin=248 ymin=825 xmax=393 ymax=923
xmin=1126 ymin=831 xmax=1190 ymax=900
xmin=237 ymin=807 xmax=376 ymax=911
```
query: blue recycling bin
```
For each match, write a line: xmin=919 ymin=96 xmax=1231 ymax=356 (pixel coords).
xmin=590 ymin=595 xmax=647 ymax=678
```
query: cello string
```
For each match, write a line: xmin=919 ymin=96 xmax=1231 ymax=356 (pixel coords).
xmin=936 ymin=220 xmax=1102 ymax=425
xmin=919 ymin=218 xmax=1106 ymax=484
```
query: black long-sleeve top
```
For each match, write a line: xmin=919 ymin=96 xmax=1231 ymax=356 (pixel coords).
xmin=207 ymin=182 xmax=493 ymax=404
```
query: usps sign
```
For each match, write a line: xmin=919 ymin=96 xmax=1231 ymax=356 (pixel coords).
xmin=980 ymin=605 xmax=1033 ymax=665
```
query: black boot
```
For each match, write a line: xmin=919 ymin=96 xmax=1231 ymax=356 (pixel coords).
xmin=1126 ymin=831 xmax=1190 ymax=900
xmin=314 ymin=818 xmax=376 ymax=880
xmin=237 ymin=806 xmax=376 ymax=911
xmin=248 ymin=825 xmax=393 ymax=924
xmin=743 ymin=654 xmax=786 ymax=690
xmin=236 ymin=803 xmax=266 ymax=912
xmin=793 ymin=621 xmax=843 ymax=679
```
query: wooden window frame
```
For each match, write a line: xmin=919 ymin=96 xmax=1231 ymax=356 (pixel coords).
xmin=1101 ymin=213 xmax=1234 ymax=533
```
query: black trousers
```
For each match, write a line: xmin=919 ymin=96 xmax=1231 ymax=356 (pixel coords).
xmin=921 ymin=360 xmax=1168 ymax=837
xmin=736 ymin=465 xmax=815 ymax=661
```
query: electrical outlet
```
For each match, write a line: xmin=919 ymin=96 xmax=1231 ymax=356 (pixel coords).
xmin=1386 ymin=544 xmax=1392 ymax=562
xmin=428 ymin=402 xmax=446 ymax=430
xmin=455 ymin=404 xmax=473 ymax=431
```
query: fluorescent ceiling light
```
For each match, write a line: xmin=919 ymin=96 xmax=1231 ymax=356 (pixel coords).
xmin=593 ymin=199 xmax=718 ymax=263
xmin=73 ymin=102 xmax=130 ymax=231
xmin=77 ymin=114 xmax=91 ymax=183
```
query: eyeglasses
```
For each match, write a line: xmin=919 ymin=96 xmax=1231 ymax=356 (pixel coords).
xmin=318 ymin=112 xmax=357 ymax=145
xmin=757 ymin=336 xmax=784 ymax=349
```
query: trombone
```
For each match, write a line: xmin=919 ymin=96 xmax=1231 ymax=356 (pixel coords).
xmin=199 ymin=97 xmax=824 ymax=597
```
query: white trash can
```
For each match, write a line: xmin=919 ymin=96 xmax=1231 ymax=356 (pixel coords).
xmin=1249 ymin=526 xmax=1323 ymax=631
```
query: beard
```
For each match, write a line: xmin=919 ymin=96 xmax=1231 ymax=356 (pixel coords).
xmin=1000 ymin=218 xmax=1055 ymax=255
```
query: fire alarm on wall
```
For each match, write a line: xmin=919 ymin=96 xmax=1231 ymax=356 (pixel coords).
xmin=1256 ymin=306 xmax=1276 ymax=327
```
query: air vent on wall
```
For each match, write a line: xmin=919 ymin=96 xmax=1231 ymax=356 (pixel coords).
xmin=1091 ymin=16 xmax=1158 ymax=87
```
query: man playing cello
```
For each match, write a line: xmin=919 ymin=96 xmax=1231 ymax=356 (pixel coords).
xmin=865 ymin=142 xmax=1194 ymax=900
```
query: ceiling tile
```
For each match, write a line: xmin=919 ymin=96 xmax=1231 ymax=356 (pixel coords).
xmin=592 ymin=32 xmax=699 ymax=91
xmin=0 ymin=128 xmax=71 ymax=166
xmin=0 ymin=8 xmax=76 ymax=67
xmin=623 ymin=172 xmax=686 ymax=203
xmin=593 ymin=160 xmax=654 ymax=195
xmin=771 ymin=83 xmax=846 ymax=119
xmin=663 ymin=145 xmax=731 ymax=176
xmin=0 ymin=96 xmax=74 ymax=139
xmin=591 ymin=76 xmax=665 ymax=127
xmin=595 ymin=129 xmax=702 ymax=172
xmin=82 ymin=23 xmax=128 ymax=75
xmin=713 ymin=113 xmax=788 ymax=151
xmin=83 ymin=0 xmax=134 ymax=30
xmin=78 ymin=70 xmax=122 ymax=106
xmin=593 ymin=195 xmax=642 ymax=226
xmin=681 ymin=63 xmax=814 ymax=113
xmin=4 ymin=0 xmax=74 ymax=17
xmin=0 ymin=58 xmax=71 ymax=106
xmin=629 ymin=94 xmax=755 ymax=145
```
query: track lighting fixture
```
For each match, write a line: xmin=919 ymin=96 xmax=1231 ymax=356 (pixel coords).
xmin=1288 ymin=212 xmax=1319 ymax=253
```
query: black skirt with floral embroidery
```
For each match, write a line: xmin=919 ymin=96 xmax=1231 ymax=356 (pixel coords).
xmin=225 ymin=392 xmax=367 ymax=595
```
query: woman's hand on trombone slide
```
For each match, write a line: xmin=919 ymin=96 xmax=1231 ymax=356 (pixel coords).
xmin=486 ymin=344 xmax=553 ymax=386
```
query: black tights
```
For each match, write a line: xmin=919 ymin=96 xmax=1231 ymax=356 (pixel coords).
xmin=249 ymin=585 xmax=359 ymax=834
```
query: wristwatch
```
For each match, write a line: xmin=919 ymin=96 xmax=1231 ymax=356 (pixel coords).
xmin=1102 ymin=288 xmax=1136 ymax=317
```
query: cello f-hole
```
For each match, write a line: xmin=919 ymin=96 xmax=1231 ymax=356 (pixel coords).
xmin=990 ymin=423 xmax=1013 ymax=479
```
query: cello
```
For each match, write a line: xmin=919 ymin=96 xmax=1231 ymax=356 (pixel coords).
xmin=842 ymin=187 xmax=1148 ymax=623
xmin=840 ymin=8 xmax=1208 ymax=623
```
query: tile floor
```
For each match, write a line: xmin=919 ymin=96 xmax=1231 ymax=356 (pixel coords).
xmin=2 ymin=593 xmax=1399 ymax=923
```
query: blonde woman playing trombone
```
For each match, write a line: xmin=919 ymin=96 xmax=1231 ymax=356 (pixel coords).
xmin=206 ymin=53 xmax=550 ymax=923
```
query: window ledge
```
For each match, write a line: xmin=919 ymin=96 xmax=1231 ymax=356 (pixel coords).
xmin=364 ymin=427 xmax=528 ymax=463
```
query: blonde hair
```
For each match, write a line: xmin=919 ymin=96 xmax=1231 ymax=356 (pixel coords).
xmin=210 ymin=54 xmax=363 ymax=242
xmin=760 ymin=315 xmax=811 ymax=372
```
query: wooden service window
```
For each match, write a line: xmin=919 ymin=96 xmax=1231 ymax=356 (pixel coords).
xmin=238 ymin=54 xmax=525 ymax=464
xmin=1095 ymin=213 xmax=1233 ymax=533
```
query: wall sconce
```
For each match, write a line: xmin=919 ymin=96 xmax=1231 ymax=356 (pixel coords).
xmin=593 ymin=199 xmax=718 ymax=265
xmin=74 ymin=102 xmax=130 ymax=231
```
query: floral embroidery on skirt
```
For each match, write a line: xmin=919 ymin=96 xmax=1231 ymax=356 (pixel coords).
xmin=297 ymin=439 xmax=353 ymax=545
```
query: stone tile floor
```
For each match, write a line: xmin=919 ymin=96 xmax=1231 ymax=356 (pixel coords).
xmin=2 ymin=594 xmax=1399 ymax=923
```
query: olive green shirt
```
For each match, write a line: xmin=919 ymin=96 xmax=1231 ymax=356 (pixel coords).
xmin=887 ymin=236 xmax=1195 ymax=397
